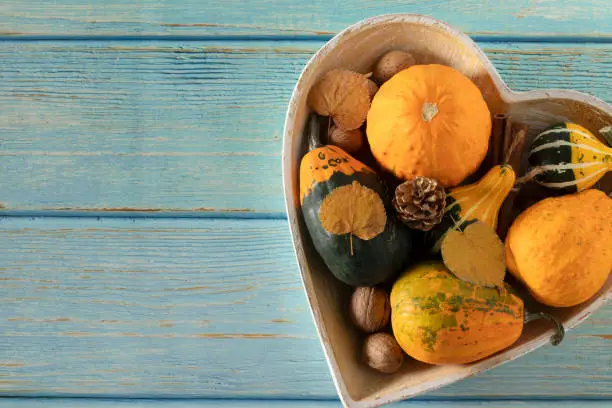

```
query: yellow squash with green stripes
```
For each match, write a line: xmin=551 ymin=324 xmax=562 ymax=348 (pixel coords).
xmin=391 ymin=261 xmax=565 ymax=365
xmin=427 ymin=165 xmax=516 ymax=252
xmin=528 ymin=122 xmax=612 ymax=193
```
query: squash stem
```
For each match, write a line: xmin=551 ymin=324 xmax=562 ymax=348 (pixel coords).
xmin=600 ymin=125 xmax=612 ymax=147
xmin=308 ymin=114 xmax=323 ymax=151
xmin=524 ymin=311 xmax=565 ymax=346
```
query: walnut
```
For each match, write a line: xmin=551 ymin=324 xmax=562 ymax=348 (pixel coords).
xmin=328 ymin=126 xmax=363 ymax=154
xmin=362 ymin=332 xmax=405 ymax=374
xmin=349 ymin=286 xmax=390 ymax=333
xmin=373 ymin=50 xmax=416 ymax=83
xmin=366 ymin=79 xmax=379 ymax=100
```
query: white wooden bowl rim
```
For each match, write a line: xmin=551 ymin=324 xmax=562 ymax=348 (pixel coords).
xmin=282 ymin=13 xmax=612 ymax=408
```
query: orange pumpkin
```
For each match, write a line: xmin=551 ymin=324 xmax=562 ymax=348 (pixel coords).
xmin=366 ymin=64 xmax=492 ymax=187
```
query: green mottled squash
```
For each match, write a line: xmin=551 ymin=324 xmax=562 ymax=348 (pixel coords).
xmin=428 ymin=164 xmax=516 ymax=252
xmin=299 ymin=115 xmax=417 ymax=287
xmin=528 ymin=122 xmax=612 ymax=193
xmin=390 ymin=261 xmax=564 ymax=365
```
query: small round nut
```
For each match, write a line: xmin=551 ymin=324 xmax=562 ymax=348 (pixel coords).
xmin=329 ymin=126 xmax=363 ymax=154
xmin=366 ymin=79 xmax=379 ymax=100
xmin=349 ymin=286 xmax=390 ymax=333
xmin=362 ymin=332 xmax=405 ymax=374
xmin=373 ymin=50 xmax=416 ymax=83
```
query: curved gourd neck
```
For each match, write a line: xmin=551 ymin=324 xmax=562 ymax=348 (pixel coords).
xmin=479 ymin=164 xmax=516 ymax=189
xmin=444 ymin=164 xmax=516 ymax=234
xmin=308 ymin=114 xmax=324 ymax=151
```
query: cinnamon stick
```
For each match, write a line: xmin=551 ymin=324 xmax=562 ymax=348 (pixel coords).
xmin=502 ymin=117 xmax=514 ymax=165
xmin=504 ymin=122 xmax=529 ymax=173
xmin=497 ymin=121 xmax=530 ymax=240
xmin=489 ymin=113 xmax=508 ymax=167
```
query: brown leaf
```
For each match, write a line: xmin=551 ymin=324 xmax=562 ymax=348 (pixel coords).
xmin=319 ymin=181 xmax=386 ymax=240
xmin=441 ymin=221 xmax=506 ymax=287
xmin=307 ymin=69 xmax=370 ymax=130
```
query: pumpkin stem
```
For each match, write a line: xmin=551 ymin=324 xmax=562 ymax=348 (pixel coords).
xmin=308 ymin=114 xmax=323 ymax=151
xmin=421 ymin=102 xmax=439 ymax=122
xmin=524 ymin=311 xmax=565 ymax=346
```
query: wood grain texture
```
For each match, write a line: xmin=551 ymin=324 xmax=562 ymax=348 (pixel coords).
xmin=0 ymin=1 xmax=611 ymax=37
xmin=3 ymin=399 xmax=612 ymax=408
xmin=1 ymin=217 xmax=611 ymax=399
xmin=0 ymin=41 xmax=611 ymax=213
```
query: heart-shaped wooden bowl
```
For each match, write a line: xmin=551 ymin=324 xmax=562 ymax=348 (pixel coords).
xmin=282 ymin=14 xmax=612 ymax=408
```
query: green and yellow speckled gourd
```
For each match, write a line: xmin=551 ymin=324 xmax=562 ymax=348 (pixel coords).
xmin=299 ymin=115 xmax=417 ymax=287
xmin=390 ymin=261 xmax=565 ymax=365
xmin=428 ymin=165 xmax=516 ymax=252
xmin=528 ymin=122 xmax=612 ymax=192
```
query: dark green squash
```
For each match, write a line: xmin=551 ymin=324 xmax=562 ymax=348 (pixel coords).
xmin=299 ymin=115 xmax=417 ymax=286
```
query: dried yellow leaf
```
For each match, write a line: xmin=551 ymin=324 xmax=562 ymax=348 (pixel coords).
xmin=319 ymin=181 xmax=386 ymax=242
xmin=441 ymin=221 xmax=506 ymax=287
xmin=307 ymin=69 xmax=370 ymax=130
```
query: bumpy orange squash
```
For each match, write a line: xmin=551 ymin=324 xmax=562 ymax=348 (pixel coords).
xmin=506 ymin=189 xmax=612 ymax=307
xmin=366 ymin=64 xmax=491 ymax=187
xmin=390 ymin=261 xmax=524 ymax=365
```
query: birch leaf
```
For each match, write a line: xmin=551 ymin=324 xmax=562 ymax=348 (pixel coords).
xmin=441 ymin=221 xmax=506 ymax=287
xmin=319 ymin=181 xmax=386 ymax=245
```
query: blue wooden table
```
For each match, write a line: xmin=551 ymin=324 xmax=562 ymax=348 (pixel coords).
xmin=0 ymin=2 xmax=610 ymax=407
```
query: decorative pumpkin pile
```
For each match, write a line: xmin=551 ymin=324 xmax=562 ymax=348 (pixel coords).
xmin=299 ymin=50 xmax=612 ymax=373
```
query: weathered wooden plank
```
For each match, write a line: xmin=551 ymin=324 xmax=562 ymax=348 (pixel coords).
xmin=3 ymin=398 xmax=612 ymax=408
xmin=1 ymin=217 xmax=611 ymax=398
xmin=0 ymin=1 xmax=611 ymax=37
xmin=1 ymin=41 xmax=611 ymax=213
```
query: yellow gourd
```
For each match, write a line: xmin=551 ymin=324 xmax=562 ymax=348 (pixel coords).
xmin=528 ymin=122 xmax=612 ymax=192
xmin=506 ymin=189 xmax=612 ymax=307
xmin=428 ymin=165 xmax=516 ymax=252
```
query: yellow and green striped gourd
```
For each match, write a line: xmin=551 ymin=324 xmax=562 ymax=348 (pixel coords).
xmin=528 ymin=122 xmax=612 ymax=193
xmin=428 ymin=165 xmax=516 ymax=252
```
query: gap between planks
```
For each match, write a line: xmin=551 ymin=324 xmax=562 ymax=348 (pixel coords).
xmin=0 ymin=210 xmax=288 ymax=220
xmin=2 ymin=397 xmax=612 ymax=407
xmin=0 ymin=34 xmax=612 ymax=43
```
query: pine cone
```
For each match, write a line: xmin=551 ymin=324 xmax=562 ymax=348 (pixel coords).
xmin=392 ymin=177 xmax=446 ymax=231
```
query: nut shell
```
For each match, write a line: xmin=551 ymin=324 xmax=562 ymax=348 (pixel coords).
xmin=362 ymin=332 xmax=405 ymax=374
xmin=366 ymin=79 xmax=379 ymax=100
xmin=329 ymin=126 xmax=364 ymax=154
xmin=349 ymin=286 xmax=390 ymax=333
xmin=373 ymin=50 xmax=416 ymax=83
